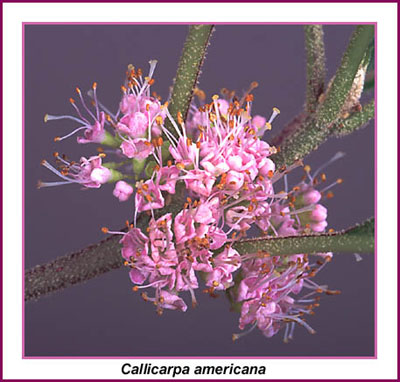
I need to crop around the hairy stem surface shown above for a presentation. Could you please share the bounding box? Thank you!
[304,25,326,113]
[166,24,214,135]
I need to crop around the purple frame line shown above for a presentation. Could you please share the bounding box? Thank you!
[374,22,378,362]
[23,21,374,25]
[22,22,26,359]
[21,21,378,361]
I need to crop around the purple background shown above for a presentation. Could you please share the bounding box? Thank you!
[24,25,374,357]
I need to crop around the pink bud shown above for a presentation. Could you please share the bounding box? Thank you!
[113,181,133,202]
[311,221,328,232]
[90,167,111,184]
[217,99,229,115]
[310,204,327,222]
[227,155,243,171]
[252,115,266,129]
[259,158,275,177]
[303,189,321,205]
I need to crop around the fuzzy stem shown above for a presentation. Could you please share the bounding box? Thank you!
[26,215,374,301]
[233,218,374,256]
[330,100,375,137]
[304,25,326,114]
[25,194,184,302]
[25,234,124,301]
[272,25,375,168]
[316,25,374,125]
[166,25,214,135]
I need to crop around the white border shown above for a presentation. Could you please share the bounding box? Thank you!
[3,2,397,380]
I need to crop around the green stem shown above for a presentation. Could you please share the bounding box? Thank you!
[330,100,375,137]
[25,194,184,302]
[233,218,374,256]
[25,234,123,302]
[304,25,326,114]
[165,25,214,135]
[272,25,374,168]
[316,25,374,126]
[26,26,216,302]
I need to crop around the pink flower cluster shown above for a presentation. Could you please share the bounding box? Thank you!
[40,61,342,341]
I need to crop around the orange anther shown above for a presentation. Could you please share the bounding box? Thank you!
[326,191,334,199]
[155,116,163,125]
[177,111,183,125]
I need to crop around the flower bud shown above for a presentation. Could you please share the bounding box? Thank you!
[90,167,111,184]
[303,189,321,205]
[310,204,327,222]
[113,180,133,202]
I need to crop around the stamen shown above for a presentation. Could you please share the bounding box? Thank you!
[268,107,281,124]
[44,114,86,125]
[232,322,257,341]
[312,151,345,180]
[54,125,88,142]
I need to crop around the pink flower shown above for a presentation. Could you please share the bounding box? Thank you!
[225,171,245,191]
[169,137,198,166]
[193,202,214,225]
[135,179,164,212]
[120,138,153,160]
[120,94,139,114]
[117,112,148,138]
[113,181,133,202]
[39,155,111,189]
[184,170,215,197]
[174,209,196,244]
[205,247,241,290]
[76,111,106,144]
[120,227,149,261]
[175,260,198,293]
[149,213,176,261]
[129,268,148,285]
[45,85,108,145]
[157,165,180,194]
[158,291,187,312]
